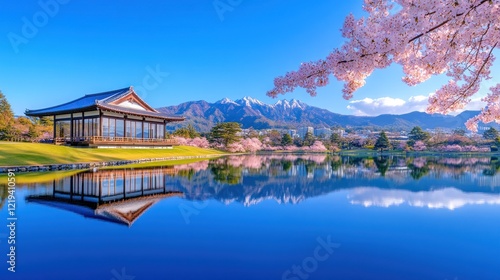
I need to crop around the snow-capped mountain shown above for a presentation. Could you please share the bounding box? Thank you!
[156,97,490,132]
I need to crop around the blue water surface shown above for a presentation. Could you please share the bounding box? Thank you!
[0,154,499,280]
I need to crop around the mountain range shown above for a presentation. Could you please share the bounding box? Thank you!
[157,97,496,132]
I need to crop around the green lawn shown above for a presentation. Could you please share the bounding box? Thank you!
[0,142,225,166]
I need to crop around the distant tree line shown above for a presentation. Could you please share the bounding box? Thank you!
[169,119,500,153]
[3,89,498,153]
[0,91,52,142]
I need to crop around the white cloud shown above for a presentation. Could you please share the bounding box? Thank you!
[448,98,487,115]
[347,95,429,116]
[348,187,500,210]
[347,94,487,116]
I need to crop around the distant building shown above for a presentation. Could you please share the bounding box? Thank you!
[332,129,346,137]
[315,127,332,139]
[298,127,314,138]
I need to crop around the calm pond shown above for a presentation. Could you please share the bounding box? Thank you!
[1,154,499,280]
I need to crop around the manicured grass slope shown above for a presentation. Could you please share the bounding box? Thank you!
[0,142,224,166]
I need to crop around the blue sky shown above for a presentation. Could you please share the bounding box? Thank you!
[0,0,494,116]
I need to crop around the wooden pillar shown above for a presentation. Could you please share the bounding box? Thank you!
[70,113,74,143]
[98,173,102,204]
[163,173,167,193]
[142,118,145,139]
[99,110,103,137]
[70,176,74,201]
[163,120,167,139]
[53,115,57,144]
[82,111,85,139]
[141,170,144,196]
[81,173,84,200]
[122,170,126,199]
[124,115,127,139]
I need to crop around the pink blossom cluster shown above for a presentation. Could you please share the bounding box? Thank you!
[301,141,328,152]
[302,154,328,164]
[226,138,263,153]
[330,144,341,152]
[412,141,427,151]
[226,155,263,169]
[267,0,500,131]
[436,145,490,152]
[283,145,300,151]
[173,161,209,172]
[412,157,427,168]
[281,142,328,152]
[173,136,210,148]
[438,157,490,165]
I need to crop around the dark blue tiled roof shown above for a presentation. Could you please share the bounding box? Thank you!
[26,87,132,116]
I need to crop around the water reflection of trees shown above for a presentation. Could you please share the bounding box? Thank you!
[187,155,500,182]
[174,155,497,197]
[483,157,500,176]
[408,157,430,180]
[162,154,500,207]
[374,156,390,176]
[210,158,243,185]
[3,154,499,212]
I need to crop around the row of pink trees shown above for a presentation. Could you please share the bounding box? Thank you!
[400,139,491,152]
[173,135,330,153]
[174,134,493,153]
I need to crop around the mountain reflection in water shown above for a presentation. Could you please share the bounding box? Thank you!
[18,154,500,226]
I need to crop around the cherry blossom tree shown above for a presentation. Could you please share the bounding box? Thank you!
[267,0,500,131]
[239,137,263,152]
[398,141,409,151]
[412,140,427,151]
[226,137,263,153]
[173,136,210,148]
[304,141,328,152]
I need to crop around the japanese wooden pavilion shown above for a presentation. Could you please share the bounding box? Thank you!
[25,86,185,147]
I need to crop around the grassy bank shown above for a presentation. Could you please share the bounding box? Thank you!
[0,142,225,166]
[100,157,215,170]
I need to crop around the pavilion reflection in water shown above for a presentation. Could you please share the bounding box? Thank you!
[26,168,183,227]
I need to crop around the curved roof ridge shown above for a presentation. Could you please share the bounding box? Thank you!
[84,86,132,98]
[97,87,134,104]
